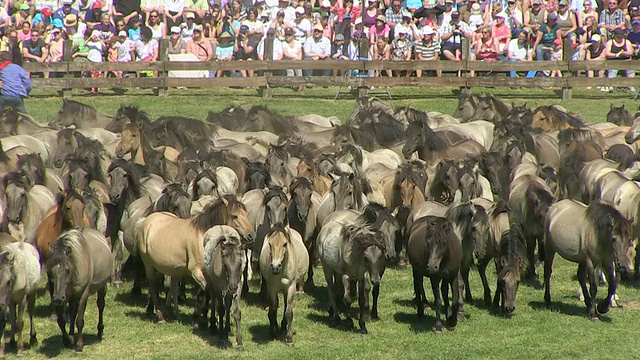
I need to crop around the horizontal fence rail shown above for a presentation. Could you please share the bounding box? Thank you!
[21,39,640,100]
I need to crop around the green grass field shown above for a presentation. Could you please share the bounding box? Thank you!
[13,86,640,359]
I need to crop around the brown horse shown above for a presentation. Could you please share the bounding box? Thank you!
[137,195,254,323]
[296,157,331,196]
[402,120,485,165]
[115,122,180,182]
[34,190,91,314]
[529,105,585,131]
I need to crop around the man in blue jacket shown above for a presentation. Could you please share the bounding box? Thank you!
[0,51,32,114]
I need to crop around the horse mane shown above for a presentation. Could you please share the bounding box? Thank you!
[156,183,190,213]
[0,140,9,163]
[491,199,510,219]
[535,105,586,128]
[191,195,246,232]
[248,105,299,134]
[557,128,595,147]
[268,143,290,163]
[108,159,144,198]
[245,161,271,185]
[64,99,97,118]
[407,120,448,151]
[266,223,290,241]
[49,229,84,276]
[333,125,377,151]
[421,216,452,247]
[392,163,427,205]
[341,224,386,252]
[359,112,406,146]
[488,94,512,117]
[446,203,476,238]
[118,104,151,125]
[3,171,29,189]
[263,186,288,205]
[192,168,218,200]
[339,144,363,167]
[586,201,632,242]
[16,154,45,185]
[290,177,312,194]
[497,223,529,279]
[154,116,215,150]
[359,202,399,230]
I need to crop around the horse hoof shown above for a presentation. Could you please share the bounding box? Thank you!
[49,313,57,322]
[285,341,295,348]
[370,313,380,321]
[75,348,83,353]
[157,319,167,324]
[236,345,244,351]
[597,303,610,315]
[433,328,443,335]
[29,335,37,346]
[359,327,368,335]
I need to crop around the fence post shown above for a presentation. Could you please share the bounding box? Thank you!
[561,38,573,101]
[156,39,168,97]
[260,36,274,99]
[60,40,73,98]
[357,37,369,99]
[460,38,470,95]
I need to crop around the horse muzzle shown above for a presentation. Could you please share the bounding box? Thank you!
[270,262,282,274]
[51,297,66,307]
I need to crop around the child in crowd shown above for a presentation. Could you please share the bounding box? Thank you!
[128,18,142,42]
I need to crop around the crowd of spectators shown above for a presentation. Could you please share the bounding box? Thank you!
[0,0,637,91]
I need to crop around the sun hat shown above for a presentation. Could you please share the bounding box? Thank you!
[471,3,481,12]
[295,6,304,14]
[63,0,73,5]
[376,14,386,22]
[52,18,64,28]
[422,26,435,35]
[314,23,324,31]
[186,12,195,19]
[171,26,181,34]
[118,30,127,37]
[64,13,77,26]
[591,33,601,42]
[219,30,233,38]
[495,11,507,18]
[397,27,408,34]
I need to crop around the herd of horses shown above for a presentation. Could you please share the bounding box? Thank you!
[0,94,637,353]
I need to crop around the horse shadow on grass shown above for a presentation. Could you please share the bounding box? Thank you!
[528,300,612,322]
[248,324,272,344]
[37,333,102,358]
[393,311,438,333]
[114,291,149,308]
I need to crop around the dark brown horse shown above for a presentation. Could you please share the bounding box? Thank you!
[407,216,462,332]
[402,120,485,165]
[493,222,528,316]
[606,104,634,126]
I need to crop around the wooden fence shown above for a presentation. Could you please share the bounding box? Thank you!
[20,39,640,100]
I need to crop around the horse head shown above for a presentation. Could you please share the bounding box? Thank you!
[245,162,271,191]
[607,104,633,127]
[624,117,640,144]
[192,168,219,200]
[347,226,386,285]
[49,231,80,306]
[266,224,289,275]
[53,129,79,168]
[290,178,313,221]
[361,203,399,261]
[115,123,141,158]
[17,153,45,187]
[264,187,288,226]
[0,108,19,135]
[156,183,192,219]
[57,190,87,229]
[223,196,255,243]
[67,159,91,191]
[425,218,452,274]
[4,172,28,224]
[402,121,424,159]
[207,225,245,296]
[497,225,528,315]
[453,94,477,121]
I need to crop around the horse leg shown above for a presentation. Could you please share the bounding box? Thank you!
[304,259,315,292]
[492,277,502,309]
[585,261,598,320]
[440,278,450,322]
[477,260,492,305]
[525,238,538,280]
[597,263,617,315]
[168,276,181,320]
[27,293,36,346]
[14,299,25,355]
[412,267,425,318]
[67,298,79,348]
[96,286,106,340]
[0,308,6,359]
[358,277,370,334]
[145,266,166,323]
[188,265,207,324]
[208,292,218,334]
[222,292,232,348]
[55,304,71,348]
[284,283,296,346]
[371,281,380,321]
[267,292,279,340]
[233,287,243,350]
[341,274,354,329]
[7,303,15,349]
[456,271,465,320]
[322,266,339,324]
[216,295,224,343]
[448,275,461,329]
[543,250,555,307]
[430,277,443,333]
[47,270,56,319]
[577,263,591,308]
[74,292,91,353]
[242,250,250,295]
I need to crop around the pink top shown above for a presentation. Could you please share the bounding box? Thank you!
[17,31,31,42]
[371,23,391,39]
[492,23,511,51]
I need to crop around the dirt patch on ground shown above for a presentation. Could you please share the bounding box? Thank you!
[621,300,640,310]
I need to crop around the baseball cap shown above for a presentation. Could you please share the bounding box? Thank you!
[376,14,386,21]
[63,0,73,5]
[186,12,195,19]
[397,27,408,34]
[193,24,203,32]
[633,19,640,25]
[422,26,435,35]
[118,30,127,37]
[170,26,181,34]
[558,0,568,5]
[52,18,64,28]
[19,3,30,10]
[92,1,103,9]
[352,30,362,38]
[321,0,331,7]
[451,10,460,18]
[295,6,304,14]
[335,33,345,40]
[495,11,507,18]
[591,33,601,42]
[314,23,324,31]
[239,24,250,33]
[41,7,52,16]
[284,27,295,36]
[532,0,541,4]
[613,27,625,35]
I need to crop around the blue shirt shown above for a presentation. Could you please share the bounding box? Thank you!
[0,63,32,98]
[53,7,79,21]
[32,13,52,27]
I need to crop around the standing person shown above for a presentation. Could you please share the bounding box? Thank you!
[0,51,31,114]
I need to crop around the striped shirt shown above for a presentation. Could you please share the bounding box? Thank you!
[600,8,626,37]
[415,40,441,60]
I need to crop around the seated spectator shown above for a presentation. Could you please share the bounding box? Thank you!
[18,21,32,41]
[440,11,472,61]
[0,28,18,53]
[459,0,477,24]
[504,0,523,37]
[22,28,48,62]
[577,15,600,46]
[215,30,234,77]
[147,9,167,40]
[93,13,116,41]
[604,27,635,91]
[303,23,331,76]
[202,10,220,40]
[524,0,546,35]
[0,5,12,34]
[390,28,412,77]
[385,0,408,37]
[44,25,64,63]
[319,13,333,40]
[394,14,419,41]
[242,7,264,37]
[86,30,106,93]
[346,30,361,61]
[363,0,381,30]
[271,9,288,40]
[292,7,310,45]
[180,11,197,42]
[113,0,141,25]
[234,25,258,77]
[32,7,53,31]
[476,26,500,61]
[282,27,302,88]
[186,24,214,61]
[168,26,187,54]
[53,0,78,21]
[492,12,512,55]
[185,0,209,20]
[337,0,360,23]
[72,27,92,62]
[110,30,136,78]
[129,17,143,41]
[257,28,284,61]
[599,0,625,39]
[370,14,390,44]
[331,32,349,61]
[135,26,159,61]
[556,0,577,43]
[13,4,32,30]
[141,0,165,23]
[585,33,606,87]
[578,0,598,28]
[468,3,485,32]
[84,1,103,29]
[372,36,391,77]
[507,28,532,78]
[628,19,640,58]
[65,14,88,40]
[548,38,563,77]
[532,12,561,61]
[415,26,441,77]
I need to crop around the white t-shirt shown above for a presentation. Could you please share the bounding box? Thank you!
[293,18,311,44]
[507,38,530,60]
[87,39,104,62]
[135,38,159,60]
[113,39,134,61]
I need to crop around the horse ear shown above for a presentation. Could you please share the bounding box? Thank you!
[222,197,229,206]
[611,103,614,109]
[501,256,508,268]
[49,242,56,252]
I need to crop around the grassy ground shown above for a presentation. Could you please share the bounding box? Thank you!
[12,87,640,359]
